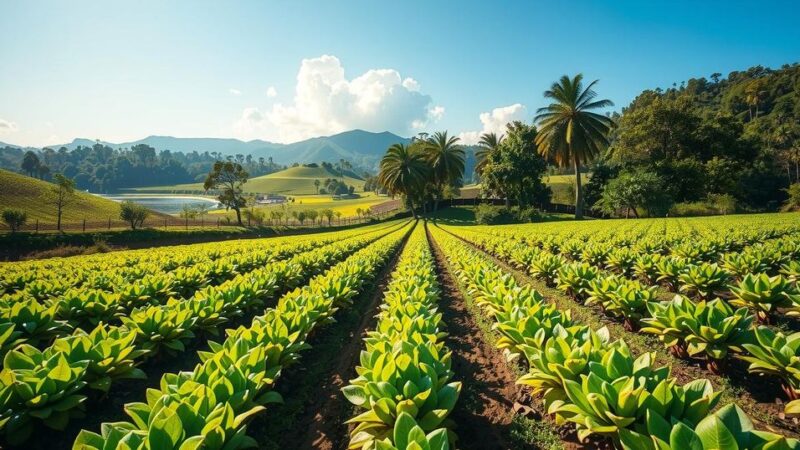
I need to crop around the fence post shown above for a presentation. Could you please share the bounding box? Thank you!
[82,218,86,232]
[108,218,111,230]
[185,217,188,230]
[35,219,39,233]
[217,218,220,228]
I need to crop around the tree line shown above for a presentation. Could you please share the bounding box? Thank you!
[2,144,285,193]
[378,64,800,219]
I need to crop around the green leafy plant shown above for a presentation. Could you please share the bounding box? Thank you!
[619,404,800,450]
[678,263,731,300]
[730,273,800,324]
[739,327,800,400]
[641,296,753,372]
[0,345,88,444]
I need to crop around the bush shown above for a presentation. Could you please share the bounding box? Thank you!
[515,206,542,223]
[474,204,537,224]
[784,183,800,212]
[119,201,149,230]
[670,194,738,217]
[2,209,27,233]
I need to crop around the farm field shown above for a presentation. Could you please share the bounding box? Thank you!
[208,191,391,220]
[133,165,367,196]
[1,213,800,449]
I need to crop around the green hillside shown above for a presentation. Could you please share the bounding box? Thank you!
[135,165,366,195]
[0,169,123,223]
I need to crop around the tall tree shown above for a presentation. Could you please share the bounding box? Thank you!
[534,74,614,219]
[377,143,429,218]
[21,151,41,177]
[50,173,76,231]
[481,122,550,208]
[475,132,503,176]
[203,161,249,226]
[424,131,465,210]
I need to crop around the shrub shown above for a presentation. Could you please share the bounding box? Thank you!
[515,206,541,223]
[475,204,511,224]
[784,183,800,212]
[474,204,538,224]
[119,201,149,230]
[2,209,27,232]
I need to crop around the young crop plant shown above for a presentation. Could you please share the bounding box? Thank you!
[730,273,800,324]
[528,252,566,286]
[740,327,800,402]
[555,262,600,300]
[619,403,800,450]
[641,296,754,372]
[678,263,732,300]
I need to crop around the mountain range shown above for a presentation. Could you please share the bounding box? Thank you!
[0,130,413,169]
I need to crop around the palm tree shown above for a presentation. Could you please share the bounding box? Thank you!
[534,74,614,219]
[424,131,465,210]
[475,132,503,176]
[378,143,429,218]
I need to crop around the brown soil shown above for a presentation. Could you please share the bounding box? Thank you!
[427,224,524,450]
[261,229,410,450]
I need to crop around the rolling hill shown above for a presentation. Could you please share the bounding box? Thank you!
[0,169,124,223]
[134,165,367,195]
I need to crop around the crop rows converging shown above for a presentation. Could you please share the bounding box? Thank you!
[3,213,800,449]
[437,214,800,416]
[429,222,800,449]
[0,220,408,446]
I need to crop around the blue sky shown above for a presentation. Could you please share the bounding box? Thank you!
[1,0,798,147]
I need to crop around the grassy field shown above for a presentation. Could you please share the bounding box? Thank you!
[0,169,123,223]
[209,192,391,219]
[133,165,366,196]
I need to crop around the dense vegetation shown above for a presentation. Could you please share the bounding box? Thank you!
[592,63,800,214]
[0,144,285,193]
[2,212,800,448]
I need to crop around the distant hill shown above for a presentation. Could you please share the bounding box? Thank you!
[134,165,367,195]
[0,169,125,224]
[27,129,411,169]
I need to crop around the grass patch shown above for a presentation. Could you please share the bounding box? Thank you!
[134,165,367,196]
[0,169,123,223]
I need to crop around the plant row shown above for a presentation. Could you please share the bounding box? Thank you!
[0,220,402,300]
[0,224,400,446]
[430,225,800,450]
[343,224,459,450]
[0,222,406,362]
[447,225,800,414]
[70,222,412,450]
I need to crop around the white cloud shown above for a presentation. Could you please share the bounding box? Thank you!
[458,104,527,144]
[233,55,435,143]
[0,118,19,135]
[266,86,277,98]
[229,88,242,96]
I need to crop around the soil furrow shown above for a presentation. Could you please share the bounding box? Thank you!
[248,225,412,450]
[427,222,538,450]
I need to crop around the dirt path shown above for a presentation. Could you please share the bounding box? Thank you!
[426,223,531,450]
[251,229,410,450]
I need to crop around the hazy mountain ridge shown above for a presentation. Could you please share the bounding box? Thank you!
[1,130,411,167]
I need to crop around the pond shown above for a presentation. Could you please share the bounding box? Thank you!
[102,195,220,215]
